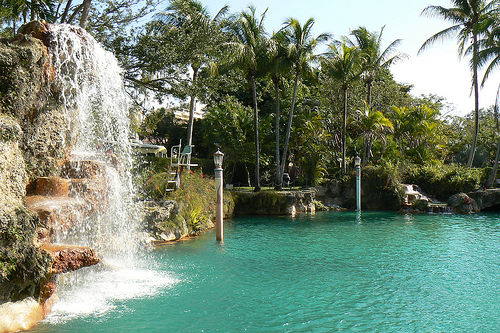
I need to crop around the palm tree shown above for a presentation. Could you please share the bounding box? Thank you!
[3,0,56,27]
[419,0,498,168]
[278,18,330,186]
[350,26,405,107]
[225,6,273,191]
[154,0,229,148]
[79,0,91,29]
[322,39,362,173]
[485,86,500,186]
[268,29,291,188]
[350,102,394,166]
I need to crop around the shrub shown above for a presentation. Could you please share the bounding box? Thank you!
[362,163,405,210]
[166,172,234,234]
[402,163,485,201]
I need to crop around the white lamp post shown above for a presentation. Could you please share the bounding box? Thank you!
[214,148,224,241]
[355,156,361,211]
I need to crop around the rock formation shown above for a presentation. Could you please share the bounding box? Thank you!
[0,20,104,329]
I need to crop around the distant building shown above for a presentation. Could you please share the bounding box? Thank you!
[129,138,167,157]
[173,101,206,123]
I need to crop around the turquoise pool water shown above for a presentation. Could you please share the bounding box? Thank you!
[33,211,500,332]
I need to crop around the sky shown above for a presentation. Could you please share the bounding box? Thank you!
[197,0,500,117]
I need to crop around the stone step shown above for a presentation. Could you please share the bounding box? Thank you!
[26,195,88,242]
[34,177,69,197]
[40,243,99,274]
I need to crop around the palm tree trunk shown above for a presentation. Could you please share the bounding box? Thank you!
[30,3,36,21]
[366,80,372,108]
[467,33,479,168]
[79,0,92,29]
[252,76,261,191]
[342,86,347,174]
[60,0,73,23]
[363,135,374,166]
[280,71,300,182]
[187,66,199,147]
[274,79,281,189]
[244,162,251,187]
[362,136,370,167]
[487,136,500,188]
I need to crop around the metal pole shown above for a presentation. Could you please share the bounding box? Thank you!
[215,165,223,241]
[356,161,361,211]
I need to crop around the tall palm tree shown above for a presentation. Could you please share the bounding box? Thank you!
[419,0,498,168]
[278,17,329,187]
[475,13,500,184]
[268,29,291,188]
[154,0,229,148]
[322,39,362,173]
[226,6,273,191]
[350,26,405,107]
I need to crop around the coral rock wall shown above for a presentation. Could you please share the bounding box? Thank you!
[0,23,71,304]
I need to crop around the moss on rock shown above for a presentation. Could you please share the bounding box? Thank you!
[0,114,22,142]
[0,207,51,303]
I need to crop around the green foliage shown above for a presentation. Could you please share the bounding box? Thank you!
[167,172,234,233]
[389,104,447,164]
[138,107,186,141]
[361,162,405,210]
[402,163,486,201]
[233,190,294,214]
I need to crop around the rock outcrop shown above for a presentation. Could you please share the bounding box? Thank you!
[233,189,318,215]
[0,113,52,304]
[448,192,480,213]
[0,21,101,328]
[1,21,69,184]
[467,188,500,211]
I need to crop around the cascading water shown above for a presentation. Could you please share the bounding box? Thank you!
[48,23,138,261]
[41,24,175,323]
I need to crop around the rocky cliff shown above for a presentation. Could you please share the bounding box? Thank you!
[0,21,98,325]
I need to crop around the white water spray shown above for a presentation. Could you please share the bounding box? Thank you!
[42,24,173,323]
[47,23,139,258]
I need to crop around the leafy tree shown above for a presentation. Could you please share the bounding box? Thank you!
[201,96,255,186]
[350,102,394,166]
[225,6,273,191]
[419,0,499,167]
[0,0,56,29]
[322,39,362,173]
[278,17,329,187]
[291,99,329,185]
[390,104,446,164]
[152,0,228,147]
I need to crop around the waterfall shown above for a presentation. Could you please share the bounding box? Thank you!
[42,24,173,323]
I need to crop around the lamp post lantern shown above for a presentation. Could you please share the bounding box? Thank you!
[214,148,224,241]
[355,156,361,211]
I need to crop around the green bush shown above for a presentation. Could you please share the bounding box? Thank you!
[402,163,485,200]
[361,163,405,210]
[167,172,234,233]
